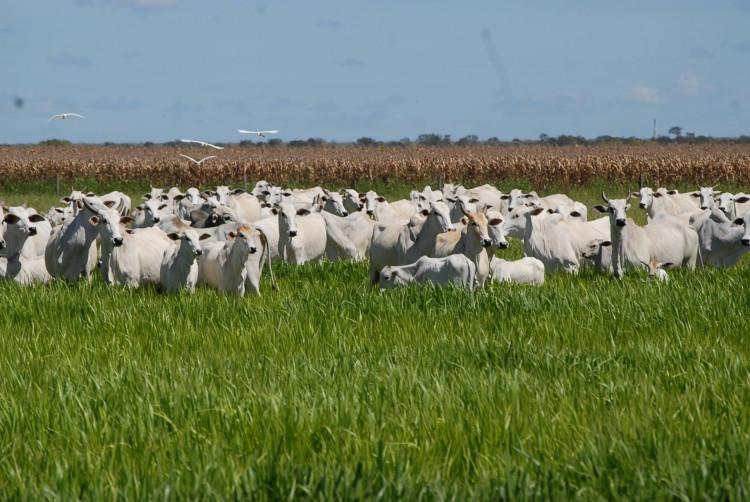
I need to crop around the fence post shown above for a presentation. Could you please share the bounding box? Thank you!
[56,174,61,196]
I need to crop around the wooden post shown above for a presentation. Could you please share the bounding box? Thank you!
[56,174,61,195]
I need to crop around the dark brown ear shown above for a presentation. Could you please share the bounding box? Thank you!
[667,190,678,195]
[376,196,386,203]
[690,192,700,198]
[593,205,608,213]
[500,195,510,200]
[227,232,236,239]
[61,197,72,203]
[143,193,151,200]
[125,229,134,234]
[569,211,582,218]
[460,216,468,225]
[420,209,429,216]
[231,188,245,195]
[600,240,612,247]
[167,233,180,241]
[653,192,663,198]
[296,208,311,216]
[120,216,134,225]
[488,218,502,226]
[530,207,545,216]
[661,262,674,269]
[89,216,99,225]
[735,196,750,204]
[733,218,744,225]
[55,208,65,214]
[103,200,116,208]
[29,214,46,223]
[199,233,211,240]
[173,194,185,201]
[3,214,20,224]
[158,204,168,210]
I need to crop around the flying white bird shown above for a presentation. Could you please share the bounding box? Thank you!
[179,154,216,165]
[238,129,279,137]
[49,113,85,121]
[179,139,224,150]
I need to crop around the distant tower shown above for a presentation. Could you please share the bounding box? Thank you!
[652,119,657,140]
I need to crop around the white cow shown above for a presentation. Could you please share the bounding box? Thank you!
[134,199,172,228]
[595,193,698,278]
[641,259,671,282]
[1,207,52,259]
[379,255,476,291]
[174,188,204,220]
[252,217,281,263]
[319,189,349,217]
[716,193,750,221]
[227,191,262,223]
[160,229,210,293]
[94,207,173,287]
[361,191,417,223]
[318,210,375,261]
[197,225,263,296]
[689,207,750,267]
[46,206,74,227]
[369,201,455,284]
[100,191,132,216]
[275,202,327,264]
[45,197,106,282]
[635,186,699,220]
[341,189,364,214]
[490,257,545,285]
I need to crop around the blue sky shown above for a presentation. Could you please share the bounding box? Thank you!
[1,0,749,143]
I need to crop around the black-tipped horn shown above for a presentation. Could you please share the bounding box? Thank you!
[639,174,644,190]
[601,192,609,203]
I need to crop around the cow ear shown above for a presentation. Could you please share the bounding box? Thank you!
[460,216,468,225]
[468,198,479,203]
[530,207,545,216]
[653,192,663,198]
[446,197,457,203]
[89,216,99,225]
[593,205,607,213]
[61,197,72,203]
[231,188,245,195]
[120,216,133,225]
[420,209,429,216]
[227,232,236,239]
[630,192,640,197]
[136,205,145,211]
[160,194,169,200]
[174,194,185,201]
[55,208,65,214]
[500,195,510,200]
[125,229,134,234]
[733,218,744,225]
[167,233,180,241]
[158,204,168,210]
[690,192,700,198]
[667,190,679,195]
[271,208,279,215]
[143,193,151,200]
[262,190,270,196]
[569,211,582,218]
[600,240,612,247]
[660,262,674,269]
[3,214,20,224]
[488,218,502,226]
[296,208,311,216]
[199,233,211,240]
[734,196,750,204]
[376,196,386,203]
[102,200,116,208]
[29,214,46,223]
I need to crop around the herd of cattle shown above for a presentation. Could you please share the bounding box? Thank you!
[0,181,749,294]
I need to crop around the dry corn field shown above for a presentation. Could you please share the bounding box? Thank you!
[3,143,750,187]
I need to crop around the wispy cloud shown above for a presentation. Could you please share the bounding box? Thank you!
[47,52,95,68]
[627,86,662,104]
[336,58,366,69]
[688,47,714,59]
[678,71,713,97]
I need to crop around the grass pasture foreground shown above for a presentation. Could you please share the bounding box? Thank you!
[0,182,749,499]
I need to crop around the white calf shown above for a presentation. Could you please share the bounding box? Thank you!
[379,255,476,291]
[490,257,545,285]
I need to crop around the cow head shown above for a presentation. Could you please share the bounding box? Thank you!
[167,229,210,257]
[595,192,631,227]
[227,226,259,255]
[276,202,310,238]
[379,266,409,290]
[695,186,718,210]
[485,209,509,249]
[321,189,348,216]
[91,207,129,247]
[421,201,455,233]
[462,209,493,248]
[733,207,750,246]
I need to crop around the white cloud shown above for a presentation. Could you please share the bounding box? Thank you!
[627,86,662,104]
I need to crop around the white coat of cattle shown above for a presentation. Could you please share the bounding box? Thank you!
[197,225,263,295]
[361,191,419,222]
[318,209,375,261]
[275,202,327,264]
[318,190,349,217]
[490,257,545,285]
[160,229,210,293]
[341,189,364,214]
[635,186,699,220]
[689,207,750,267]
[369,201,455,284]
[174,188,205,220]
[1,207,52,259]
[46,206,74,227]
[94,207,173,287]
[595,193,698,278]
[716,193,750,221]
[45,197,105,282]
[134,198,171,228]
[379,255,476,291]
[227,191,262,223]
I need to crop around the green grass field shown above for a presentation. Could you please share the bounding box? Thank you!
[1,181,749,499]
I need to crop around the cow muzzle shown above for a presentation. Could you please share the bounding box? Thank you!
[0,241,5,250]
[639,202,646,209]
[113,237,124,247]
[742,238,750,246]
[482,238,492,247]
[195,249,203,256]
[496,241,509,249]
[153,217,161,223]
[616,219,627,227]
[249,246,257,254]
[341,211,349,216]
[366,210,373,215]
[28,227,37,236]
[288,230,297,237]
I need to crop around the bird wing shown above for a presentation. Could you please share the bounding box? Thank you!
[179,154,199,164]
[237,129,257,134]
[198,156,217,163]
[68,113,85,119]
[48,114,62,121]
[262,130,279,134]
[204,143,224,150]
[180,139,200,145]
